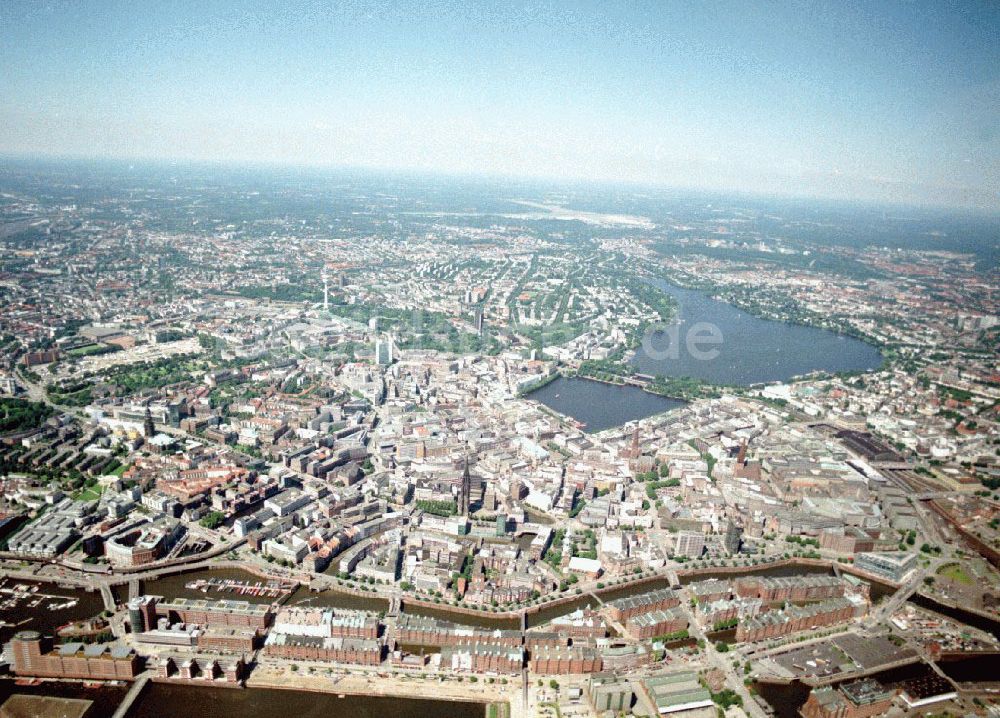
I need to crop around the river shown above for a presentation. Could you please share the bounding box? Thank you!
[633,279,884,385]
[0,678,126,718]
[125,683,486,718]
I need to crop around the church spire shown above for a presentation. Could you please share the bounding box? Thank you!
[460,457,472,515]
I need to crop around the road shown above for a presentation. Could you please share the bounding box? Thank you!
[676,583,769,718]
[868,565,930,626]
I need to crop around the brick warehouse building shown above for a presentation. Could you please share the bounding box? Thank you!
[394,614,521,647]
[736,597,862,643]
[156,654,245,683]
[10,631,141,680]
[626,607,688,639]
[801,679,897,718]
[734,575,847,603]
[606,588,680,623]
[441,642,524,674]
[264,633,385,665]
[529,645,603,675]
[157,597,273,629]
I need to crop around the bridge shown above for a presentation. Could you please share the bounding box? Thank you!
[111,674,149,718]
[99,584,116,612]
[388,595,401,617]
[871,462,915,471]
[916,491,961,500]
[868,567,928,626]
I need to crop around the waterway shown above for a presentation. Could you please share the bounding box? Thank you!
[677,562,833,584]
[0,577,105,644]
[633,279,884,385]
[404,601,521,631]
[124,682,486,718]
[753,679,811,718]
[908,592,1000,642]
[142,568,289,605]
[0,678,126,718]
[754,659,938,718]
[289,585,390,614]
[135,562,902,634]
[526,376,685,433]
[938,653,1000,683]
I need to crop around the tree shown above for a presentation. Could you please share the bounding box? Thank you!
[199,511,225,529]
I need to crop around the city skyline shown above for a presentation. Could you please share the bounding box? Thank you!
[1,4,999,717]
[2,1,998,210]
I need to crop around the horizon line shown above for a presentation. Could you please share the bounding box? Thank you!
[1,149,998,219]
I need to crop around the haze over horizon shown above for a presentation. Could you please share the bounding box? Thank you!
[2,1,998,211]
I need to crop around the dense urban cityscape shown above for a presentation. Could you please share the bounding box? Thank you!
[0,160,997,718]
[2,1,999,716]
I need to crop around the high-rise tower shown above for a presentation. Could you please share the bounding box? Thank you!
[375,334,394,365]
[143,406,156,438]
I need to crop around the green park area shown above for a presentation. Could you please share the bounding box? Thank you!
[936,562,973,585]
[74,484,105,502]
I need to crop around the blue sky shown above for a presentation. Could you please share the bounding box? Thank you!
[1,1,998,209]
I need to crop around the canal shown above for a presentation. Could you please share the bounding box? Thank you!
[677,561,833,584]
[938,653,1000,684]
[142,567,290,605]
[907,592,1000,642]
[753,660,936,718]
[142,561,892,632]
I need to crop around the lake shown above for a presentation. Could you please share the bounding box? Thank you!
[527,376,686,432]
[632,279,884,385]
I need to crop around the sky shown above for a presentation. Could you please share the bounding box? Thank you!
[1,0,998,210]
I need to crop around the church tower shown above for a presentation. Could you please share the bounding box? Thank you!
[459,458,472,515]
[143,406,156,438]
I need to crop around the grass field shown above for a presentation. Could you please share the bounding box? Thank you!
[936,562,973,585]
[74,485,104,502]
[66,343,108,357]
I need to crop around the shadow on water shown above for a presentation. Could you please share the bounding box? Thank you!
[124,682,486,718]
[0,679,126,718]
[0,578,105,645]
